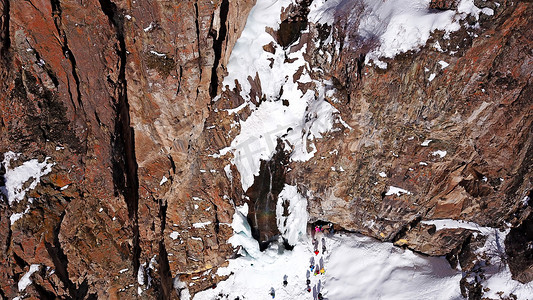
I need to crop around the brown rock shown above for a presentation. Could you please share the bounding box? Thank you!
[286,0,533,266]
[429,0,458,10]
[0,0,255,298]
[399,223,472,256]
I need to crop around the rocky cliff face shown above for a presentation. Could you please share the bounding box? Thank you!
[0,0,254,298]
[298,0,533,285]
[0,0,531,299]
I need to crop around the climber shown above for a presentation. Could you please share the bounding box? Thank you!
[306,279,311,285]
[314,249,319,255]
[318,292,324,300]
[270,287,275,299]
[283,275,288,287]
[320,267,325,275]
[310,264,315,271]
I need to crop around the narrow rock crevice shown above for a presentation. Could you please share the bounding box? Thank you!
[157,199,175,299]
[65,75,77,110]
[505,189,533,283]
[208,0,229,98]
[213,204,220,234]
[0,0,10,60]
[98,0,141,278]
[0,286,6,299]
[176,65,183,96]
[168,154,176,174]
[203,193,221,235]
[5,223,12,257]
[158,241,175,299]
[44,212,92,300]
[13,252,29,270]
[194,1,202,73]
[34,281,63,299]
[50,0,83,109]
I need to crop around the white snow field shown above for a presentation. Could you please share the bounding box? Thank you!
[195,227,464,300]
[194,211,533,300]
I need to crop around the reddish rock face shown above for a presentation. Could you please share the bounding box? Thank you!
[0,0,254,298]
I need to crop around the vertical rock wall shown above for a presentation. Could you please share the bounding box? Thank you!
[0,0,254,298]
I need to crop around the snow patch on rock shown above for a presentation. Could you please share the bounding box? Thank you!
[219,0,343,191]
[310,0,494,68]
[228,203,261,259]
[18,264,40,291]
[385,186,412,196]
[2,152,54,205]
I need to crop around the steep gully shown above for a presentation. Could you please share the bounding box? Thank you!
[97,0,142,286]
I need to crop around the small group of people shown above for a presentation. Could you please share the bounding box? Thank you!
[312,237,326,255]
[269,224,333,299]
[310,263,325,276]
[312,223,334,237]
[309,235,327,300]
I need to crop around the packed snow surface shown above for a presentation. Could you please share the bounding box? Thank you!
[421,139,433,146]
[195,212,533,300]
[195,232,463,299]
[385,186,412,196]
[432,150,447,158]
[422,218,492,233]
